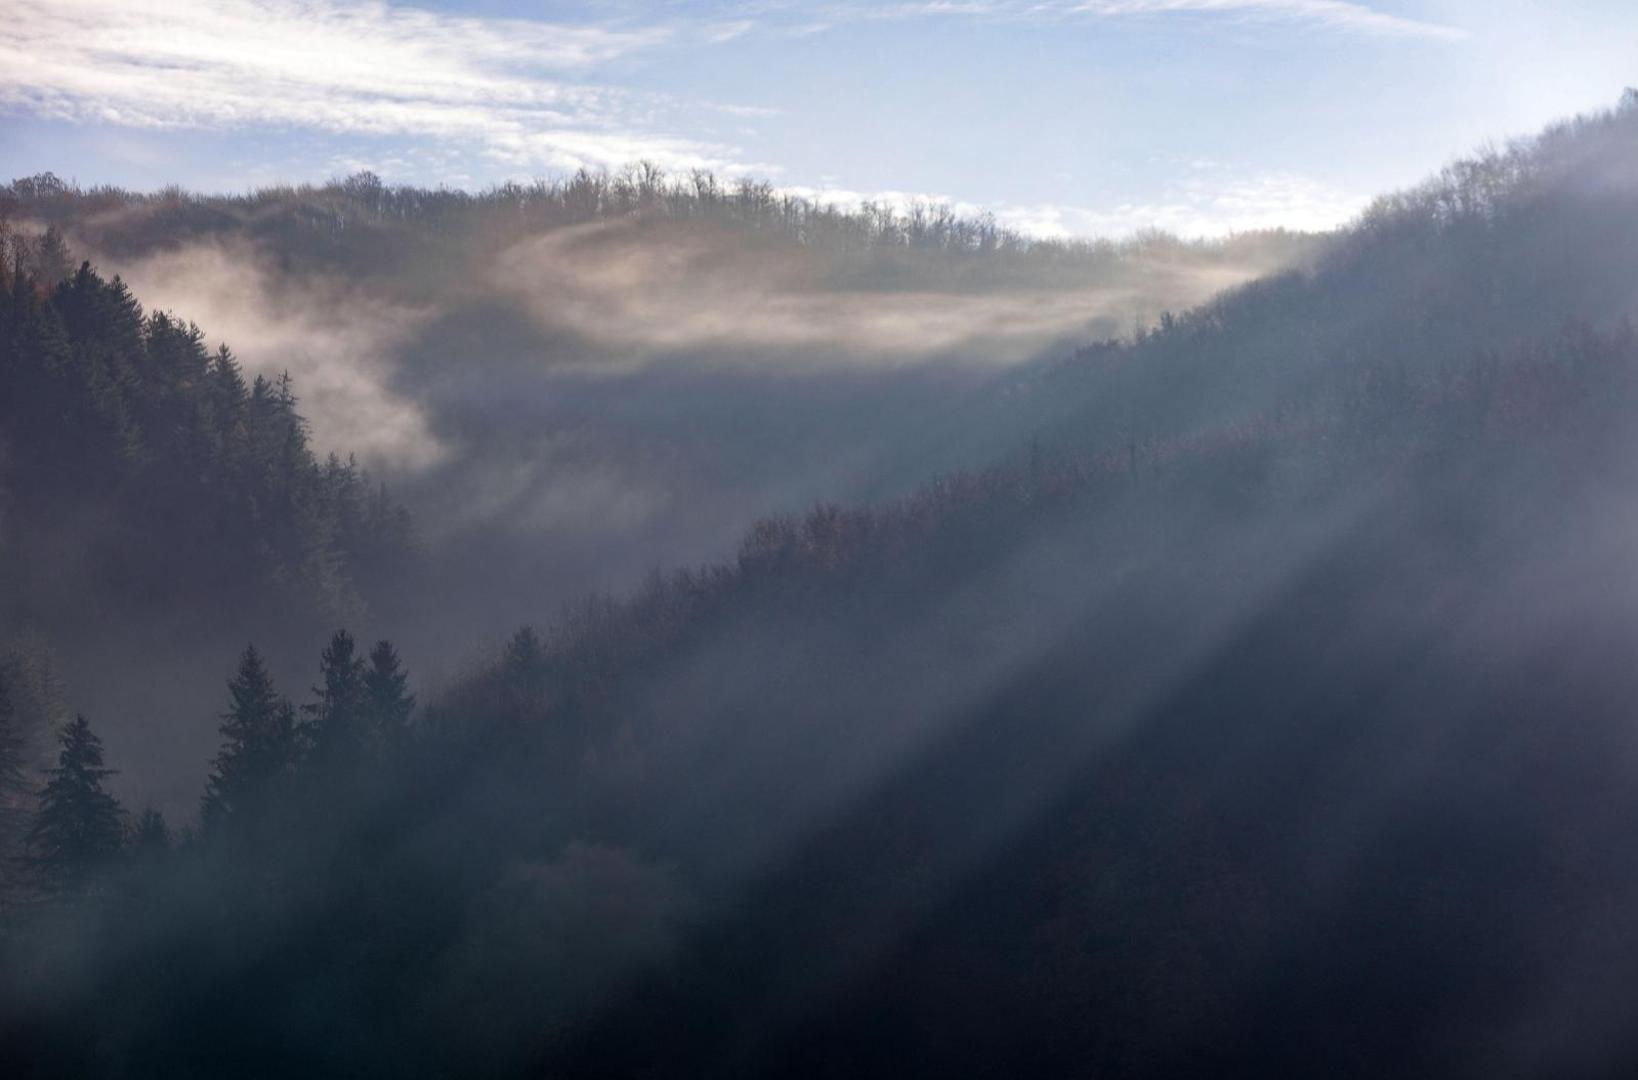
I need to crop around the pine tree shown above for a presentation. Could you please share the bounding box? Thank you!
[0,669,23,812]
[207,343,248,437]
[129,807,172,858]
[26,715,125,899]
[364,639,415,751]
[497,627,551,758]
[503,625,548,700]
[0,245,416,641]
[121,806,174,903]
[33,225,71,284]
[201,646,297,838]
[302,630,369,775]
[0,670,26,863]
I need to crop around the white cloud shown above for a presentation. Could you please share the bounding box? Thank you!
[783,168,1367,239]
[0,0,763,173]
[1025,170,1372,238]
[0,0,1398,234]
[1064,0,1467,40]
[801,0,1466,40]
[699,19,758,44]
[708,102,785,119]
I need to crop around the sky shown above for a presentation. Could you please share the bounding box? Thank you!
[0,0,1634,238]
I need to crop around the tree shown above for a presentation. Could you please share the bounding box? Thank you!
[302,629,369,775]
[0,669,26,890]
[33,225,71,284]
[0,669,23,819]
[130,807,172,857]
[502,625,548,701]
[26,715,125,899]
[364,639,415,752]
[201,645,297,838]
[0,250,417,649]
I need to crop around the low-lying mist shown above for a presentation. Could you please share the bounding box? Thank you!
[9,174,1317,812]
[11,92,1638,1079]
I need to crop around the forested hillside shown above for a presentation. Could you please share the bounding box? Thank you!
[0,234,418,813]
[6,94,1638,1076]
[1006,89,1638,464]
[0,246,416,632]
[0,163,1319,817]
[5,164,1315,289]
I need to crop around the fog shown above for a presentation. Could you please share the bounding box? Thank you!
[487,216,1256,361]
[9,180,1311,817]
[114,240,447,470]
[9,94,1638,1077]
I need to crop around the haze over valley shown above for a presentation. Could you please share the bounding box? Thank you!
[4,4,1638,1076]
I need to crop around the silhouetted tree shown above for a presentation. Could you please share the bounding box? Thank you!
[0,670,22,814]
[33,225,71,284]
[201,646,297,839]
[503,625,547,701]
[364,639,415,751]
[25,715,125,899]
[0,670,25,881]
[302,630,369,774]
[0,251,415,639]
[129,807,171,857]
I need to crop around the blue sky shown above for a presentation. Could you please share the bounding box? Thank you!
[1,0,1634,237]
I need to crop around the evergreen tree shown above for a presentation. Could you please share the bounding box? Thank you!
[302,630,369,774]
[206,342,247,443]
[364,639,415,751]
[0,670,25,876]
[0,252,416,638]
[33,225,71,284]
[502,625,548,701]
[496,626,551,761]
[25,715,125,899]
[129,807,172,861]
[201,646,297,838]
[0,669,22,814]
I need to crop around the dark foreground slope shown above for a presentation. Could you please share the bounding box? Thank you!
[7,325,1638,1076]
[8,97,1638,1077]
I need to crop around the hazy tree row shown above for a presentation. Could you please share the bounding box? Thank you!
[2,163,1320,282]
[0,630,414,907]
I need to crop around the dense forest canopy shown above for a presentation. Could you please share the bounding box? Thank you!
[6,92,1638,1077]
[0,247,416,631]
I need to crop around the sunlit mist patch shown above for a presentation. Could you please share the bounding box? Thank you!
[108,239,448,471]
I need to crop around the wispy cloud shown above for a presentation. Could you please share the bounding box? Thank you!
[0,0,1424,234]
[1067,0,1468,40]
[0,0,766,173]
[789,0,1466,41]
[1016,169,1372,237]
[783,166,1367,239]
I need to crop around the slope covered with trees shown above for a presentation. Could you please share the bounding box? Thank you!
[0,227,420,820]
[7,95,1638,1076]
[3,164,1317,295]
[1,162,1321,808]
[1004,89,1638,464]
[0,241,416,635]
